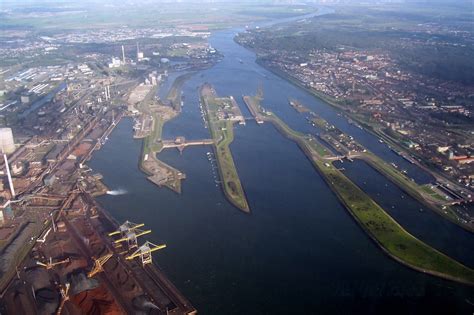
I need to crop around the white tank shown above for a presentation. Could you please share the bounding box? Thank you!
[0,128,15,154]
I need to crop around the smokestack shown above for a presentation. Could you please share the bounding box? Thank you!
[3,154,15,198]
[122,45,126,65]
[52,213,57,232]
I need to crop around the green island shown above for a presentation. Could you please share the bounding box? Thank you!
[200,84,250,213]
[243,93,474,285]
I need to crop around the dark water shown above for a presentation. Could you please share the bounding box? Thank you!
[88,8,474,315]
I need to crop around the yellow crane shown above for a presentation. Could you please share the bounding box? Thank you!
[87,253,113,278]
[126,241,166,266]
[108,221,145,237]
[113,228,152,249]
[36,257,70,270]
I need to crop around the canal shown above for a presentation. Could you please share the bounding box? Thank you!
[88,8,474,315]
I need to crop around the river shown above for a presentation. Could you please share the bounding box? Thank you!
[88,8,474,314]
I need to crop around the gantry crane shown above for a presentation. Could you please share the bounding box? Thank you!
[109,221,151,249]
[113,228,152,249]
[36,257,70,270]
[125,241,166,266]
[87,253,113,278]
[108,221,145,237]
[56,282,70,315]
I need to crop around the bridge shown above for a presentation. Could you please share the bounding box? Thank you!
[162,136,214,153]
[322,154,361,162]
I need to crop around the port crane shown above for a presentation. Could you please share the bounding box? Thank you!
[108,220,145,237]
[36,257,70,270]
[126,241,166,266]
[109,221,151,249]
[87,253,113,278]
[113,228,151,248]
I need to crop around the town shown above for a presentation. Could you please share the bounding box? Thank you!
[235,8,474,191]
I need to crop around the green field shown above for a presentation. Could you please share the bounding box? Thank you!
[201,87,250,213]
[0,3,315,31]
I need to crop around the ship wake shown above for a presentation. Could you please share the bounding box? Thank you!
[106,189,128,196]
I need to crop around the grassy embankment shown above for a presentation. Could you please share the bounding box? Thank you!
[256,60,471,231]
[201,86,250,213]
[244,94,474,285]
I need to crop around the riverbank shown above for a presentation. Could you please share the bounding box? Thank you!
[244,93,474,285]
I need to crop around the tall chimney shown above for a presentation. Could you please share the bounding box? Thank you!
[122,45,126,65]
[3,154,15,198]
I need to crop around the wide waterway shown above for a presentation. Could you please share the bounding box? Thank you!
[88,8,474,314]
